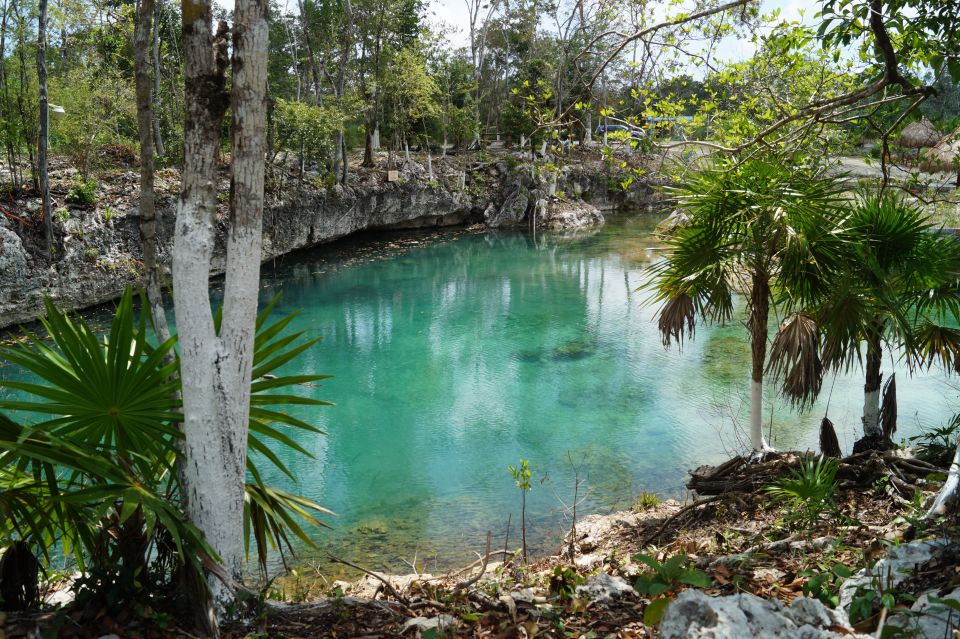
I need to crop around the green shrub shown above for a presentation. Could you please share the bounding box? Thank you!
[54,208,70,221]
[765,456,839,530]
[909,413,960,466]
[82,247,99,262]
[633,553,712,625]
[633,491,662,511]
[48,67,136,177]
[65,179,98,206]
[548,565,584,601]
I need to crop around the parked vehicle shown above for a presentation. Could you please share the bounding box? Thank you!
[595,123,645,139]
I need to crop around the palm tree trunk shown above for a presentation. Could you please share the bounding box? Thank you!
[749,275,772,452]
[862,325,883,438]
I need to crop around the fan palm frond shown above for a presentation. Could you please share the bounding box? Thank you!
[767,313,823,408]
[819,417,842,459]
[880,374,897,439]
[657,294,696,349]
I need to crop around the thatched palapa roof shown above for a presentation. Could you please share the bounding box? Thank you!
[899,118,941,148]
[923,126,960,172]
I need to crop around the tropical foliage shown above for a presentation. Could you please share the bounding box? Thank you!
[0,290,331,607]
[772,191,960,443]
[646,154,846,452]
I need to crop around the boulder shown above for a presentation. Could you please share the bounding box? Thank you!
[0,224,28,301]
[887,588,960,638]
[540,199,604,230]
[654,210,689,237]
[839,539,949,613]
[574,573,634,603]
[486,185,530,228]
[659,590,869,639]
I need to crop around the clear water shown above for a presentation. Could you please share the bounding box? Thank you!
[3,214,958,575]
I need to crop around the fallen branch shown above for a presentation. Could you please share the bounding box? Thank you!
[454,531,492,593]
[326,554,410,606]
[639,494,744,546]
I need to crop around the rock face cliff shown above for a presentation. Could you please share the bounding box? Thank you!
[0,156,658,329]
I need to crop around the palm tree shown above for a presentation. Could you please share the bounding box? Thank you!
[647,155,846,453]
[775,191,960,450]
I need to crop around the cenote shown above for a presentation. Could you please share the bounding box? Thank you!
[4,212,959,575]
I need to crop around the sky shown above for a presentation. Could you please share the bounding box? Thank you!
[426,0,821,58]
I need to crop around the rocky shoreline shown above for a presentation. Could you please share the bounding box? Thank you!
[0,153,660,329]
[237,450,957,639]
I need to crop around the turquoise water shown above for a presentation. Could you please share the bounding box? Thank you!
[3,214,959,575]
[250,215,959,573]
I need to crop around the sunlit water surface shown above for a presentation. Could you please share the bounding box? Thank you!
[3,214,957,575]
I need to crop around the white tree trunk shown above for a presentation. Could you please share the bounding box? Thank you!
[173,0,266,623]
[750,379,771,453]
[926,440,960,518]
[862,388,881,437]
[371,125,380,150]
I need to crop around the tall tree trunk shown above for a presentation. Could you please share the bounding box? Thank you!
[172,0,229,629]
[862,324,883,438]
[174,0,267,621]
[296,0,322,104]
[748,274,772,452]
[0,0,17,190]
[334,0,352,184]
[135,0,171,341]
[215,0,268,591]
[152,0,165,157]
[362,125,374,167]
[16,13,36,190]
[36,0,52,257]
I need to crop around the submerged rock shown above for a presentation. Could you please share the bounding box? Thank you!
[654,210,689,237]
[552,339,597,361]
[659,590,869,639]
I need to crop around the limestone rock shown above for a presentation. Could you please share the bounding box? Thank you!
[402,614,457,634]
[540,199,604,230]
[654,210,689,237]
[574,573,634,603]
[0,224,28,301]
[0,159,661,328]
[574,552,606,571]
[487,185,529,228]
[839,539,949,613]
[887,588,960,638]
[659,590,869,639]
